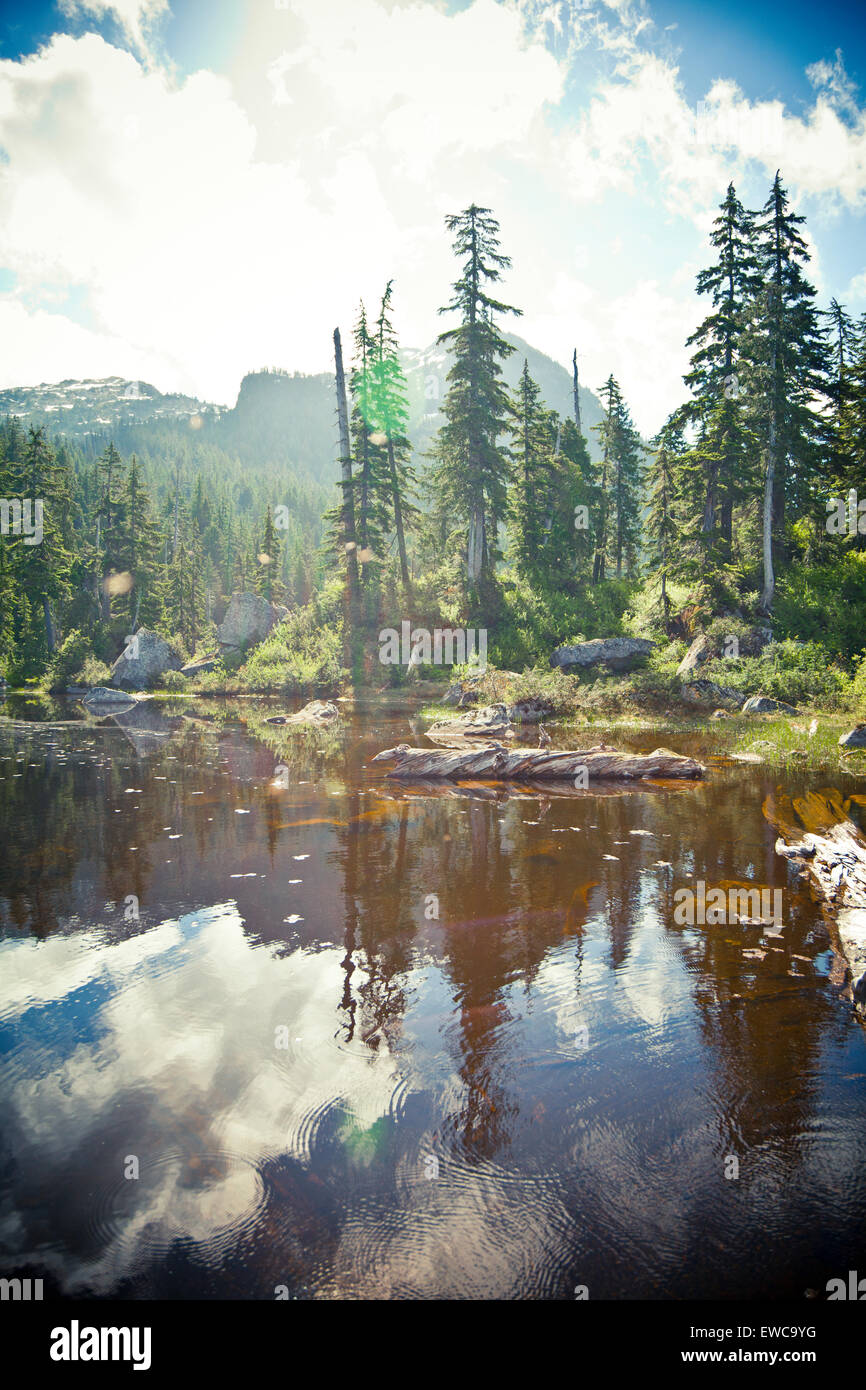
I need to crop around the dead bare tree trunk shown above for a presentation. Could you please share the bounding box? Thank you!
[572,349,582,436]
[334,328,362,678]
[386,435,411,594]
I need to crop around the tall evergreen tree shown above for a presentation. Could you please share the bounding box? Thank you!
[678,183,761,560]
[431,204,521,591]
[509,361,558,584]
[4,426,72,662]
[371,281,418,592]
[645,416,683,625]
[746,172,829,610]
[593,376,644,580]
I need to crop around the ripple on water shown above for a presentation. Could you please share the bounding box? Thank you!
[330,1156,576,1299]
[88,1148,267,1269]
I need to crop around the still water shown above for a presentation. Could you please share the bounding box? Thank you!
[1,696,865,1300]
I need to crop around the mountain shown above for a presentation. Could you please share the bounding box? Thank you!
[0,338,606,484]
[0,376,220,433]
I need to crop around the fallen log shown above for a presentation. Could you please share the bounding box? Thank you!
[370,742,704,782]
[763,788,866,1009]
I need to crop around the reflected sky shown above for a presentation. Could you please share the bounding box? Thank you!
[1,702,865,1299]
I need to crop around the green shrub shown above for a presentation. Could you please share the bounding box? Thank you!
[48,629,91,690]
[238,590,344,692]
[773,552,866,661]
[847,651,866,717]
[74,655,112,688]
[158,669,187,691]
[700,639,851,709]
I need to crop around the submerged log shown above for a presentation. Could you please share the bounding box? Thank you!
[370,742,705,782]
[764,788,866,1008]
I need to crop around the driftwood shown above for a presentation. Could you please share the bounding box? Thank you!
[764,788,866,1007]
[370,742,704,782]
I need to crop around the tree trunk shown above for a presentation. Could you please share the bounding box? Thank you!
[371,742,705,781]
[386,435,411,593]
[759,344,777,613]
[572,349,582,435]
[334,328,362,676]
[42,597,56,653]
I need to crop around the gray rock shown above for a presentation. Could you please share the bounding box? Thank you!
[839,724,866,748]
[551,637,655,672]
[83,685,138,708]
[676,634,710,679]
[283,700,340,726]
[507,697,555,723]
[681,679,744,707]
[741,695,798,715]
[217,592,288,649]
[425,703,512,743]
[110,630,183,691]
[181,657,219,677]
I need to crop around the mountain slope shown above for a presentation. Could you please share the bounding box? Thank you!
[0,338,606,484]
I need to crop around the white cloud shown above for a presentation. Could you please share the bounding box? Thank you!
[0,0,865,426]
[59,0,168,62]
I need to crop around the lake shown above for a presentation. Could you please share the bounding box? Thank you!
[1,695,865,1300]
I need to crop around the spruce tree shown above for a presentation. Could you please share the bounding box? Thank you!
[746,172,829,610]
[679,183,761,560]
[371,281,418,592]
[510,361,558,584]
[431,204,521,592]
[645,416,683,625]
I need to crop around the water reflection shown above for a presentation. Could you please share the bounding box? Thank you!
[0,702,865,1299]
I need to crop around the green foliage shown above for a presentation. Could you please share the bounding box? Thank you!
[848,651,866,717]
[75,655,112,688]
[48,629,91,690]
[772,552,866,660]
[159,669,187,691]
[238,588,344,692]
[701,639,851,708]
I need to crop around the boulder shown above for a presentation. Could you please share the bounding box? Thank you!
[681,679,744,707]
[110,630,183,691]
[839,724,866,749]
[709,708,731,720]
[551,637,654,672]
[741,695,798,715]
[181,656,219,677]
[426,703,512,744]
[442,678,481,707]
[272,700,340,726]
[676,634,711,679]
[83,685,138,709]
[217,592,288,649]
[507,696,555,724]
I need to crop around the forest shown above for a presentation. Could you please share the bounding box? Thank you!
[1,173,865,712]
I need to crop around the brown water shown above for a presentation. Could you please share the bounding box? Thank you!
[1,696,865,1300]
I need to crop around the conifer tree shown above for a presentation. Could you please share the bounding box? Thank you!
[645,417,683,625]
[678,183,761,560]
[510,360,558,584]
[5,426,72,660]
[256,502,284,602]
[747,172,829,610]
[431,204,521,591]
[371,281,418,592]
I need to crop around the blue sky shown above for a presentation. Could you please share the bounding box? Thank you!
[0,0,864,431]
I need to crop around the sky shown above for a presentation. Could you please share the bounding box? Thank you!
[0,0,864,434]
